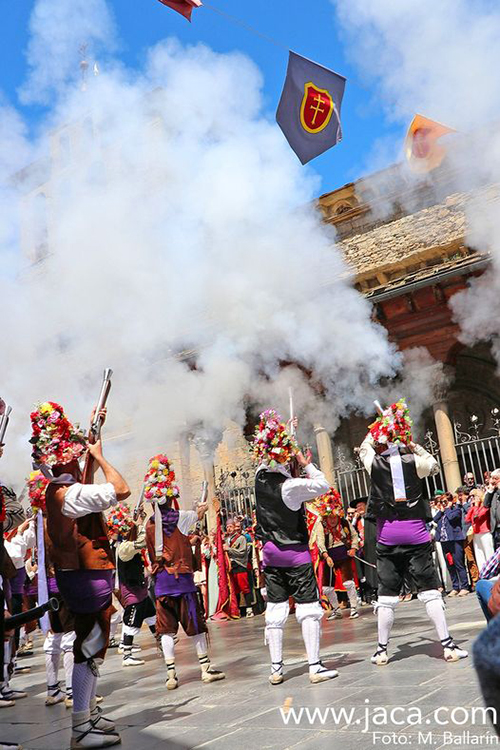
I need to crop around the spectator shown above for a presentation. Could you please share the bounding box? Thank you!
[433,492,469,596]
[463,472,477,491]
[429,493,452,592]
[466,489,495,570]
[475,546,500,622]
[484,469,500,550]
[225,520,253,618]
[459,486,479,588]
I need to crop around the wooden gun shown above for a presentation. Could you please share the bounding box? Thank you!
[82,368,113,484]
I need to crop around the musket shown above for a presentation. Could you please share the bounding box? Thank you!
[200,480,208,505]
[5,597,59,631]
[82,368,113,483]
[0,404,12,446]
[288,387,296,437]
[373,400,384,416]
[133,486,145,521]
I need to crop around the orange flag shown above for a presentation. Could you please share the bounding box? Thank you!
[157,0,202,22]
[404,114,456,173]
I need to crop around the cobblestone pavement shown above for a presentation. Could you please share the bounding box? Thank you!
[0,594,495,750]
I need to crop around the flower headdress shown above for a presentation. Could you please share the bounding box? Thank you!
[107,502,134,537]
[143,454,180,507]
[27,470,49,512]
[30,401,87,467]
[315,487,344,518]
[251,409,298,467]
[369,399,413,447]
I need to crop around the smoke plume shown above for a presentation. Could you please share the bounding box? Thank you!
[2,0,412,489]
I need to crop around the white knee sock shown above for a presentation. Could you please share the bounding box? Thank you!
[301,617,321,667]
[72,662,95,713]
[63,651,74,697]
[265,626,283,668]
[161,634,175,662]
[377,607,395,646]
[45,652,60,691]
[425,598,450,642]
[192,633,208,658]
[344,581,358,610]
[323,586,339,610]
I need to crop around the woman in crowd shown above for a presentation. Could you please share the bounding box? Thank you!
[466,488,495,571]
[433,492,469,597]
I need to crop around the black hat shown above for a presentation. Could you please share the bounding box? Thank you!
[349,496,368,509]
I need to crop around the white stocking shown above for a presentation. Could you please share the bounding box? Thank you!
[344,580,358,610]
[323,586,339,610]
[418,591,450,642]
[301,617,321,666]
[192,633,208,658]
[161,634,175,662]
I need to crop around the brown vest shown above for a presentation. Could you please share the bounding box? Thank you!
[145,519,194,578]
[46,484,114,571]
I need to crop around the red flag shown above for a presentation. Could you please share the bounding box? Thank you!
[157,0,202,22]
[404,114,456,173]
[212,515,239,620]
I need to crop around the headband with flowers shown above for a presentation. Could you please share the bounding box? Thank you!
[29,401,87,467]
[143,454,180,506]
[314,487,344,518]
[27,470,49,512]
[369,398,413,447]
[251,409,299,467]
[107,502,134,537]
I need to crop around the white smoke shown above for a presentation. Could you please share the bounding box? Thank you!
[2,0,406,489]
[332,0,500,386]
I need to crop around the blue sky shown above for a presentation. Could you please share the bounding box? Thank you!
[1,0,402,193]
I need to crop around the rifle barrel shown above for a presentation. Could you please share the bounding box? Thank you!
[6,597,59,631]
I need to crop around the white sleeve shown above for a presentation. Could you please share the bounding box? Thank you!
[178,510,198,536]
[412,444,439,479]
[359,434,375,474]
[62,483,117,519]
[22,520,37,550]
[281,464,330,511]
[4,538,25,569]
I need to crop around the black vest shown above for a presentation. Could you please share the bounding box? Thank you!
[366,451,432,522]
[117,550,145,589]
[255,470,309,547]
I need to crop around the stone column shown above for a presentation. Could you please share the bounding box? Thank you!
[314,424,336,487]
[433,400,462,493]
[203,461,218,534]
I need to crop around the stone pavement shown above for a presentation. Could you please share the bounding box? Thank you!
[0,594,496,750]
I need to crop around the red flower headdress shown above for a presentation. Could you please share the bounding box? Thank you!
[369,398,413,447]
[30,401,87,467]
[314,487,343,518]
[251,409,298,467]
[27,470,49,512]
[143,454,180,507]
[107,502,134,537]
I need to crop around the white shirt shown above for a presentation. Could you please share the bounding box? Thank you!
[62,482,117,519]
[178,510,198,536]
[359,435,439,479]
[257,463,330,512]
[5,520,36,570]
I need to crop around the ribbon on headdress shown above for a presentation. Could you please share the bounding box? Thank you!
[36,512,50,634]
[154,503,163,558]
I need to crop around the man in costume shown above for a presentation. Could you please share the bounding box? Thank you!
[32,401,130,749]
[359,399,468,666]
[350,497,377,604]
[144,454,225,691]
[308,489,360,620]
[25,470,76,707]
[0,485,27,708]
[107,503,157,667]
[253,410,338,685]
[225,519,253,618]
